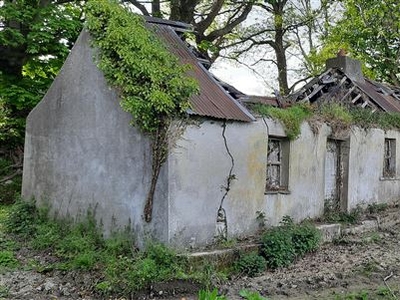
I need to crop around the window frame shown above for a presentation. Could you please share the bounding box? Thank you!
[383,138,396,179]
[265,137,290,193]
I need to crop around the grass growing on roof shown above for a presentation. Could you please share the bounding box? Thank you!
[252,102,400,139]
[252,103,312,139]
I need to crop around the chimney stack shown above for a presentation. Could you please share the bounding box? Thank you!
[325,55,365,83]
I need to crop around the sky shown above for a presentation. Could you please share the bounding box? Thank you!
[210,61,271,96]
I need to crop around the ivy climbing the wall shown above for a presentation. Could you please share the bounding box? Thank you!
[85,0,199,222]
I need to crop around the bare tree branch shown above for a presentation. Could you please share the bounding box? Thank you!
[123,0,150,16]
[205,2,253,42]
[196,0,224,33]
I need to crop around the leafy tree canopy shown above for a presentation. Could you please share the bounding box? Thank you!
[0,0,83,147]
[308,0,400,85]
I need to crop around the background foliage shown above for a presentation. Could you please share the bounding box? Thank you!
[0,0,83,147]
[310,0,400,85]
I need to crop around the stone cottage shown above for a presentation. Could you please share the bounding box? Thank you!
[22,17,400,248]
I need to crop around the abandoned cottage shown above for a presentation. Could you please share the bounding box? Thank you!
[22,16,400,248]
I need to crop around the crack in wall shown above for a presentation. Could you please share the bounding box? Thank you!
[215,121,235,240]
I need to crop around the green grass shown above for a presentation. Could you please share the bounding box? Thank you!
[252,103,312,140]
[0,250,19,269]
[0,200,198,296]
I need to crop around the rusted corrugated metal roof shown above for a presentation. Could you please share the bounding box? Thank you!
[149,24,255,122]
[239,95,278,106]
[355,79,400,113]
[290,65,400,113]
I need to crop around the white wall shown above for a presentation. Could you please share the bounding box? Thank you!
[348,128,400,209]
[167,118,400,248]
[167,119,266,247]
[264,120,331,225]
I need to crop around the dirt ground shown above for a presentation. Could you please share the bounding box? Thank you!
[1,207,400,300]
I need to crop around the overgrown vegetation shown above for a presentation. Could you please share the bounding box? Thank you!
[252,102,400,140]
[252,103,312,139]
[0,1,82,148]
[85,0,199,223]
[234,252,266,277]
[0,200,191,295]
[260,216,321,268]
[322,202,364,225]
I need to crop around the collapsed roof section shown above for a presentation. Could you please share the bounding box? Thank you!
[146,18,255,122]
[290,56,400,113]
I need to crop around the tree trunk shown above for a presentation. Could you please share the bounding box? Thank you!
[273,7,289,95]
[152,0,161,17]
[143,123,169,223]
[170,0,198,23]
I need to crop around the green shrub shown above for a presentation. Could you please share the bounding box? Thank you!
[234,252,266,277]
[31,221,63,250]
[0,250,19,269]
[260,216,321,268]
[260,226,295,268]
[291,222,321,256]
[4,199,37,237]
[0,285,9,298]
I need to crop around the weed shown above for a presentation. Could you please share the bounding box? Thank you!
[198,288,227,300]
[219,238,237,249]
[291,221,321,256]
[234,252,266,277]
[260,216,320,268]
[239,289,270,300]
[323,203,363,225]
[103,231,135,257]
[317,103,352,135]
[256,210,267,230]
[0,250,19,269]
[3,199,37,237]
[367,203,388,214]
[362,232,381,244]
[376,286,393,297]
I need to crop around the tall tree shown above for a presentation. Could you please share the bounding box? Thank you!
[0,0,83,146]
[312,0,400,85]
[221,0,336,95]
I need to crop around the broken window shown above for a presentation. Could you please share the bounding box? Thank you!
[383,138,396,178]
[266,138,289,192]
